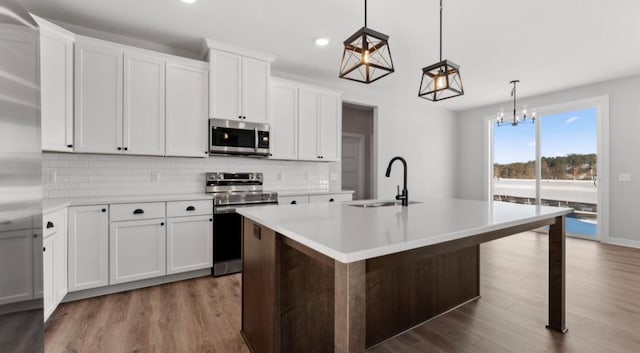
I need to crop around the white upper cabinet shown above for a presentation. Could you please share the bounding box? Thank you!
[319,93,341,161]
[74,37,123,154]
[36,16,74,152]
[165,60,209,157]
[74,35,209,157]
[271,78,342,162]
[207,40,274,124]
[210,50,242,120]
[242,57,270,123]
[123,53,165,156]
[298,88,320,161]
[270,79,298,160]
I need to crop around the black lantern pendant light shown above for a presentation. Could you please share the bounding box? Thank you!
[496,80,536,126]
[339,0,394,84]
[418,0,464,101]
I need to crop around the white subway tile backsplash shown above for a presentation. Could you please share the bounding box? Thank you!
[43,153,340,197]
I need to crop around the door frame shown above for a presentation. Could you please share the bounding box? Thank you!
[486,95,610,242]
[342,132,366,200]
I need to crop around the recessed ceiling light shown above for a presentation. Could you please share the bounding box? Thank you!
[181,0,197,4]
[315,38,330,47]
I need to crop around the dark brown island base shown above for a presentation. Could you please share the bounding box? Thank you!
[240,214,568,353]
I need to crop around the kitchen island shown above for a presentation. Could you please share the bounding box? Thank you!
[238,198,572,353]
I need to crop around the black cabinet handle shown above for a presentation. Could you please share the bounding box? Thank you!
[160,222,165,226]
[33,234,38,238]
[117,147,122,151]
[101,208,106,213]
[124,147,128,151]
[67,144,73,148]
[46,221,54,229]
[133,209,144,214]
[186,206,196,211]
[291,200,297,205]
[43,247,46,252]
[329,198,335,202]
[238,115,242,119]
[205,151,208,154]
[209,218,213,222]
[253,224,261,240]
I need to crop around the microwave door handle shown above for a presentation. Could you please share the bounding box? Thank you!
[254,127,258,152]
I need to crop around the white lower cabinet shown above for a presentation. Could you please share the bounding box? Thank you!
[0,230,33,305]
[68,205,109,292]
[167,215,213,274]
[110,219,166,284]
[42,234,55,319]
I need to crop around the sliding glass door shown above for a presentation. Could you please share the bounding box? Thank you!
[493,108,599,239]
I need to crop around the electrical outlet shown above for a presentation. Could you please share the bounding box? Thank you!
[44,170,56,183]
[618,173,632,182]
[151,171,161,182]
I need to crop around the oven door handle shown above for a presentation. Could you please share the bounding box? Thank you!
[215,202,277,214]
[215,206,238,214]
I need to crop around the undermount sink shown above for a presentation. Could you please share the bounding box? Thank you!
[349,201,422,208]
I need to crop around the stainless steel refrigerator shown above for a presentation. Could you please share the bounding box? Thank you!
[0,0,43,352]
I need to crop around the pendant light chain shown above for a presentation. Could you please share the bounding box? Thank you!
[439,0,443,61]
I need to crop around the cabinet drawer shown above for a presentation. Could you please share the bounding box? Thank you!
[309,193,353,203]
[43,208,67,238]
[110,202,165,221]
[167,200,213,218]
[277,196,310,205]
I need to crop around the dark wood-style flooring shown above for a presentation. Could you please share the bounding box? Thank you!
[45,232,640,353]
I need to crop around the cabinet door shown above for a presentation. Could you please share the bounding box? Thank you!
[68,205,109,292]
[0,230,33,305]
[123,53,165,156]
[270,82,298,159]
[166,61,209,157]
[210,50,242,120]
[242,57,270,123]
[42,235,55,320]
[53,210,68,304]
[74,39,123,154]
[110,219,166,284]
[298,89,320,161]
[242,219,276,353]
[40,26,73,152]
[166,215,213,274]
[319,93,341,161]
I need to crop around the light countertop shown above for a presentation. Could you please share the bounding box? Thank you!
[276,189,355,197]
[237,198,573,263]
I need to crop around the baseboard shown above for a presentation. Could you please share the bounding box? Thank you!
[0,299,42,316]
[62,268,212,303]
[602,237,640,250]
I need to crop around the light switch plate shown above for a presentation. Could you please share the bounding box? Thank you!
[618,173,632,182]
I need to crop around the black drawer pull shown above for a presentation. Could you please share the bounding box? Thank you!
[101,208,107,213]
[133,209,144,214]
[329,198,335,202]
[46,221,54,229]
[67,144,73,148]
[253,224,261,240]
[160,222,165,226]
[186,206,196,211]
[291,200,297,205]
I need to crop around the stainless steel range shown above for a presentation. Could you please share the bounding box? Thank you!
[206,172,278,277]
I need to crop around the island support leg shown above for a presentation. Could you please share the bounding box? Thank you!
[546,215,568,333]
[334,260,366,353]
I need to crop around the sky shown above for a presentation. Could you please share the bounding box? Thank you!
[494,108,597,164]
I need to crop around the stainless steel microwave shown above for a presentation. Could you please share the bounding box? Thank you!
[209,118,270,157]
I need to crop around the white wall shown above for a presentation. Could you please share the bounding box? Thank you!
[43,153,337,199]
[456,74,640,246]
[275,70,459,201]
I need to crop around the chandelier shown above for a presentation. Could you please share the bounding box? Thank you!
[496,80,536,126]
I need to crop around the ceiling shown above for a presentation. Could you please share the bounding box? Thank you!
[21,0,640,111]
